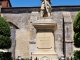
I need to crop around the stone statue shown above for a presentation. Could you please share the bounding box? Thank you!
[40,0,52,17]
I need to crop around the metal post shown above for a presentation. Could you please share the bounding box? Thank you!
[0,6,1,16]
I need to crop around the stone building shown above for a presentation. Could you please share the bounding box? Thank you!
[0,0,80,60]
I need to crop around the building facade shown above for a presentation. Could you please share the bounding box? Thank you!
[0,0,11,8]
[0,1,80,60]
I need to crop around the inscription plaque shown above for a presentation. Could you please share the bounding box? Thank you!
[37,32,54,49]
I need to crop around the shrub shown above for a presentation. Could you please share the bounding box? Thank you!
[74,51,80,60]
[0,16,11,49]
[0,17,11,37]
[0,16,12,59]
[0,35,11,49]
[73,11,80,47]
[73,12,80,33]
[0,52,12,60]
[74,32,80,47]
[73,12,80,60]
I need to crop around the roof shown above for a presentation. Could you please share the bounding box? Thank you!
[1,0,12,7]
[8,0,12,7]
[1,5,80,13]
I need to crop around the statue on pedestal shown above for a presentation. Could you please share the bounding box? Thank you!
[40,0,52,17]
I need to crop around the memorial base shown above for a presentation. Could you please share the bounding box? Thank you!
[32,19,58,60]
[32,50,58,60]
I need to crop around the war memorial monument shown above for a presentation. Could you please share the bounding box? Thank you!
[0,0,80,60]
[32,0,58,60]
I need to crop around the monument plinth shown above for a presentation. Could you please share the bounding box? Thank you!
[32,19,58,60]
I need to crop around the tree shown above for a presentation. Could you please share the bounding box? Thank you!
[0,16,12,60]
[73,11,80,47]
[73,11,80,60]
[74,50,80,60]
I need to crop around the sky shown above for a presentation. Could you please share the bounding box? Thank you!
[10,0,80,7]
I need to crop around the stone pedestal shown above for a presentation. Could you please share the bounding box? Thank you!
[32,19,58,60]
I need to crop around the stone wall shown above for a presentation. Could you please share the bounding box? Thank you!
[52,11,63,57]
[2,13,31,59]
[1,6,80,59]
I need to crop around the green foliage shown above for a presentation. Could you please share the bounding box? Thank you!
[74,50,80,60]
[0,35,11,49]
[0,16,11,37]
[0,16,11,49]
[73,12,80,33]
[74,32,80,47]
[0,52,12,60]
[73,11,80,47]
